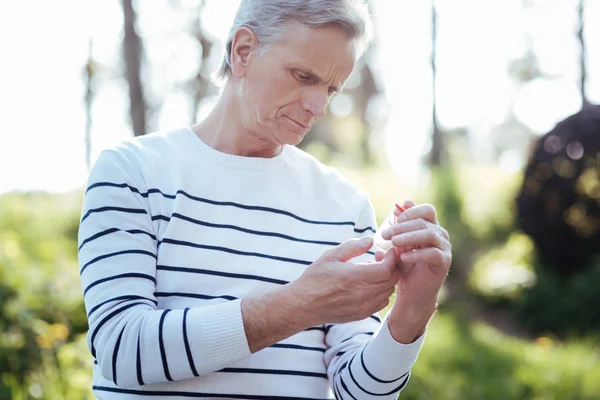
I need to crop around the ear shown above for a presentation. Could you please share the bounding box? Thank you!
[230,27,259,78]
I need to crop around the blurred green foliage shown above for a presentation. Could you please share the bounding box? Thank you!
[513,256,600,339]
[1,157,599,399]
[0,192,93,400]
[401,310,600,400]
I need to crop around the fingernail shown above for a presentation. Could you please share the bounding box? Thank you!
[382,228,391,238]
[360,236,373,246]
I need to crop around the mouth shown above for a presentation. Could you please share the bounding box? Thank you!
[284,116,309,131]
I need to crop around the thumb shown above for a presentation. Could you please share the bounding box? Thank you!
[321,236,373,262]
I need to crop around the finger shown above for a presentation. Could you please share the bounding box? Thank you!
[382,218,431,240]
[321,237,373,262]
[394,245,415,258]
[400,247,451,269]
[401,199,416,209]
[391,229,446,250]
[395,203,438,225]
[374,250,385,262]
[357,249,396,284]
[393,201,414,220]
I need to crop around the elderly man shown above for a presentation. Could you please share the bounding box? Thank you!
[78,0,452,398]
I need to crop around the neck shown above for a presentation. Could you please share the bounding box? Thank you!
[190,81,283,158]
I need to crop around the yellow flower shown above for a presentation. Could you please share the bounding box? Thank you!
[534,336,553,350]
[49,323,70,341]
[36,334,53,349]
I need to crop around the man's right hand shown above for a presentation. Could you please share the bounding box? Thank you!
[241,237,398,353]
[290,237,399,326]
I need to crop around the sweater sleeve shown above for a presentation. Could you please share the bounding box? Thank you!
[324,196,425,399]
[78,148,251,388]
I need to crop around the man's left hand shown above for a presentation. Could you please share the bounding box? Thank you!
[376,200,452,343]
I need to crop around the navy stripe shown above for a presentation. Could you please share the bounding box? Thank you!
[168,212,342,247]
[341,332,374,343]
[219,367,327,379]
[339,377,359,400]
[86,182,138,194]
[305,326,326,333]
[360,348,408,383]
[79,228,119,250]
[79,228,156,251]
[333,380,343,400]
[85,182,375,232]
[336,351,346,357]
[347,354,409,396]
[338,362,359,400]
[370,315,381,323]
[81,206,146,223]
[88,295,157,317]
[270,343,326,353]
[84,273,156,296]
[136,328,145,385]
[182,308,199,377]
[158,309,173,381]
[157,265,288,285]
[354,226,375,234]
[80,249,156,275]
[91,302,146,358]
[325,324,334,334]
[155,292,238,301]
[159,238,312,265]
[112,325,126,385]
[93,386,334,400]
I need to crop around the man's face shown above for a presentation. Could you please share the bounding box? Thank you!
[240,22,357,146]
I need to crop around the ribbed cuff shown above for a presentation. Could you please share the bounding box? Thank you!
[361,318,426,381]
[187,300,251,374]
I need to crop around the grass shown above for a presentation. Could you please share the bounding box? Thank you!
[398,309,600,400]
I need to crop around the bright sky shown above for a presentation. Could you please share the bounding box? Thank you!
[1,0,598,193]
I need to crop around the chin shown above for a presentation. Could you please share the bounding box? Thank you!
[282,130,307,146]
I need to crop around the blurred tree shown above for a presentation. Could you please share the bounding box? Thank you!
[183,0,219,122]
[427,0,443,167]
[83,38,96,170]
[516,105,600,275]
[578,0,589,109]
[300,0,385,168]
[122,0,147,136]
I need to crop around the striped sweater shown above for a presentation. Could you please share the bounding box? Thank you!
[78,127,425,399]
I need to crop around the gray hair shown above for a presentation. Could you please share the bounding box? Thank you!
[217,0,372,80]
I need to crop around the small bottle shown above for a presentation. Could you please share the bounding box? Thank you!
[373,211,397,252]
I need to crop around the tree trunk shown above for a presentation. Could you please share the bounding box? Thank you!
[428,0,443,167]
[578,0,589,108]
[122,0,147,136]
[191,0,216,122]
[84,38,94,170]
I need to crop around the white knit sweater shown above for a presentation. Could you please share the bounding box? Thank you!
[78,127,425,399]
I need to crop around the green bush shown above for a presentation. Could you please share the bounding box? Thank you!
[2,174,599,399]
[513,256,600,339]
[0,192,93,400]
[401,310,600,400]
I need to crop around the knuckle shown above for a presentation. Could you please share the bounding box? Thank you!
[434,249,446,263]
[440,227,450,240]
[426,229,437,242]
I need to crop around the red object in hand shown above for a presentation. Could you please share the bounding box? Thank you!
[395,203,406,213]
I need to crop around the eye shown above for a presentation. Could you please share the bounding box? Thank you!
[294,70,311,82]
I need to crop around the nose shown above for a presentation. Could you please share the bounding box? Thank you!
[302,89,329,119]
